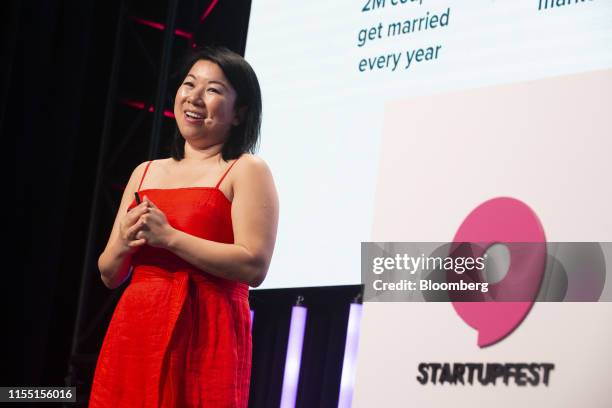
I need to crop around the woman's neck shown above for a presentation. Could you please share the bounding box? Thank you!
[182,141,224,163]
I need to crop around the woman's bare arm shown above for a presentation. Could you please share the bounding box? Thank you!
[162,155,279,287]
[98,161,150,289]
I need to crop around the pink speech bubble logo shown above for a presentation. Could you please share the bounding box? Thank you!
[452,197,547,347]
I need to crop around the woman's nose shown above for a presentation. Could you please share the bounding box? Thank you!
[187,90,204,106]
[188,96,204,107]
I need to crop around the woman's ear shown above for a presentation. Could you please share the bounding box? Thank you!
[232,105,248,126]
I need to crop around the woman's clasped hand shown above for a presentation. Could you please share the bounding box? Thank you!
[120,196,174,252]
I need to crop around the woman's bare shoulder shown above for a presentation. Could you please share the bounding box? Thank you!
[232,154,274,186]
[235,153,270,172]
[140,158,176,173]
[128,158,171,186]
[128,161,149,184]
[132,158,167,171]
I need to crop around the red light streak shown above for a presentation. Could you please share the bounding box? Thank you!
[200,0,219,21]
[121,98,175,118]
[130,16,193,39]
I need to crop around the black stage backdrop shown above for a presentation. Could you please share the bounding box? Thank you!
[9,1,362,406]
[13,0,124,388]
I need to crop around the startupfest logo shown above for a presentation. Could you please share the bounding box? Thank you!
[451,197,546,348]
[449,197,606,348]
[416,197,606,387]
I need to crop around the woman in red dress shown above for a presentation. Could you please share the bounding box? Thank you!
[90,46,279,408]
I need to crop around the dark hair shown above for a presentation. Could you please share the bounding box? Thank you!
[170,45,262,161]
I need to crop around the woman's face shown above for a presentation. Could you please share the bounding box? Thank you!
[174,59,241,147]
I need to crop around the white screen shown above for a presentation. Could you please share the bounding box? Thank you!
[245,0,612,289]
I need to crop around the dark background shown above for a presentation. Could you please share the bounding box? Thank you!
[8,0,362,406]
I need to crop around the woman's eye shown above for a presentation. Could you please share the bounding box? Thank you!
[183,82,194,87]
[207,88,220,94]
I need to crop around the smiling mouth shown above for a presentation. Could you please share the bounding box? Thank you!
[184,111,206,124]
[185,111,205,119]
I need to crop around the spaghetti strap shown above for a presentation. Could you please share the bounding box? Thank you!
[215,158,240,189]
[137,160,153,192]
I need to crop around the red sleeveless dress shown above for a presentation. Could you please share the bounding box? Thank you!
[89,159,251,408]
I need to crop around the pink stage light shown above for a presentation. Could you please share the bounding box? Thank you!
[280,305,307,408]
[200,0,219,22]
[129,16,193,39]
[121,98,175,118]
[337,303,363,408]
[121,99,145,110]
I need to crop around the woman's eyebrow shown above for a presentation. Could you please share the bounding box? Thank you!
[207,80,227,89]
[186,74,227,89]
